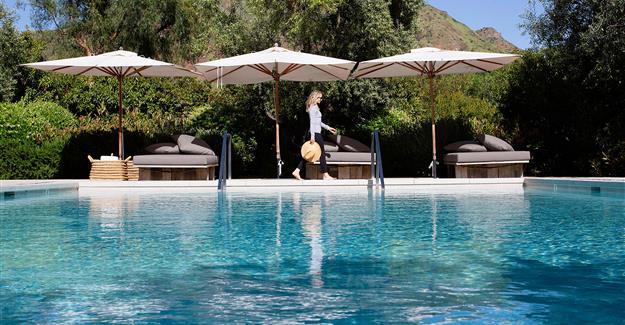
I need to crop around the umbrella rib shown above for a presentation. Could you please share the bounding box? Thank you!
[93,67,109,75]
[476,58,506,66]
[126,66,150,77]
[133,67,144,77]
[328,64,350,71]
[281,64,304,76]
[51,66,72,72]
[280,63,296,75]
[99,67,118,76]
[397,62,426,74]
[310,65,342,80]
[280,63,300,76]
[460,60,489,72]
[435,61,461,74]
[252,64,273,75]
[122,67,134,77]
[354,62,396,78]
[206,65,246,83]
[435,61,452,72]
[355,62,385,72]
[412,61,428,73]
[76,66,96,76]
[201,67,218,74]
[172,66,202,77]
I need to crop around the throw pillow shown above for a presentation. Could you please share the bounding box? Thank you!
[172,134,216,155]
[324,142,340,152]
[443,140,487,152]
[328,135,370,152]
[477,134,514,151]
[144,142,180,154]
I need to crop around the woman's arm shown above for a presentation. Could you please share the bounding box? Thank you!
[309,109,316,141]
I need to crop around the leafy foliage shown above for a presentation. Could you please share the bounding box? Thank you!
[28,0,217,61]
[503,0,625,176]
[0,4,42,101]
[8,0,602,178]
[0,101,77,179]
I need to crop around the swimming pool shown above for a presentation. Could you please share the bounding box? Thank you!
[1,188,624,323]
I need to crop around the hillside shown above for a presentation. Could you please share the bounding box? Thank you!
[416,5,519,53]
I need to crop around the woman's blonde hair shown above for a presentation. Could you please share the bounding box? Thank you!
[305,90,323,112]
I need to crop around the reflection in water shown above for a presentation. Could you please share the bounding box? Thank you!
[431,194,437,254]
[87,192,139,235]
[302,202,324,288]
[276,192,282,248]
[273,192,283,268]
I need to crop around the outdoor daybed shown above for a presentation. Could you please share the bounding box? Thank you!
[443,134,530,178]
[133,134,219,180]
[306,135,375,179]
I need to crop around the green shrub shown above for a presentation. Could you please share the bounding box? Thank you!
[0,101,77,179]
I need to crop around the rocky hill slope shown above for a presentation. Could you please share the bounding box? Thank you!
[416,5,519,53]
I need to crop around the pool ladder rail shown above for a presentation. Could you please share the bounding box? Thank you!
[217,131,232,191]
[371,130,385,189]
[218,130,384,190]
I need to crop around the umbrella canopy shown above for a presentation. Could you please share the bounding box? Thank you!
[196,44,356,177]
[353,47,520,178]
[196,44,355,84]
[23,49,200,159]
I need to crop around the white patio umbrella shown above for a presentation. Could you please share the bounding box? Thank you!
[196,44,356,177]
[22,49,201,159]
[353,47,519,178]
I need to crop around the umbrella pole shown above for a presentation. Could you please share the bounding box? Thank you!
[274,77,283,178]
[429,74,437,178]
[118,75,124,160]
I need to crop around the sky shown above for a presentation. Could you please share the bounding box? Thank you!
[4,0,540,49]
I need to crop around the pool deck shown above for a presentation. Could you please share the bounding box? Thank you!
[2,177,624,197]
[2,177,523,190]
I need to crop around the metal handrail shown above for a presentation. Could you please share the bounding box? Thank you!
[218,131,232,191]
[370,130,385,189]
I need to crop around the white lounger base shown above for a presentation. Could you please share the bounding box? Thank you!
[137,165,217,181]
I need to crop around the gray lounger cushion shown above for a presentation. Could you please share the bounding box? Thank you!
[144,142,180,154]
[444,140,487,152]
[324,142,340,152]
[172,134,216,155]
[444,151,530,164]
[325,152,373,163]
[133,154,219,166]
[477,134,514,151]
[328,135,370,152]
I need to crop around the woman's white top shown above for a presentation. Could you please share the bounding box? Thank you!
[308,104,330,140]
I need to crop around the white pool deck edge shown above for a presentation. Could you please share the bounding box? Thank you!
[1,177,623,196]
[1,178,523,191]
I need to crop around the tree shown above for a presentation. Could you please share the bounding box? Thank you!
[19,0,516,178]
[28,0,218,62]
[0,3,41,102]
[503,0,625,176]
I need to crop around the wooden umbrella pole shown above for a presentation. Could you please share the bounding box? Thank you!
[118,75,124,160]
[274,76,282,177]
[429,72,437,178]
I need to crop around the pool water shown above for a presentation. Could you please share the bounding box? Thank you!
[1,188,624,323]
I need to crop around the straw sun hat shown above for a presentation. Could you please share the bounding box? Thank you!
[300,141,322,162]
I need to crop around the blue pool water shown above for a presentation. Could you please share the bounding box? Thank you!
[1,188,624,323]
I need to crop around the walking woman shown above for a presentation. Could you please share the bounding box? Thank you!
[292,90,337,180]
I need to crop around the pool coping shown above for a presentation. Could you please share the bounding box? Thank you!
[524,177,625,196]
[1,177,624,197]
